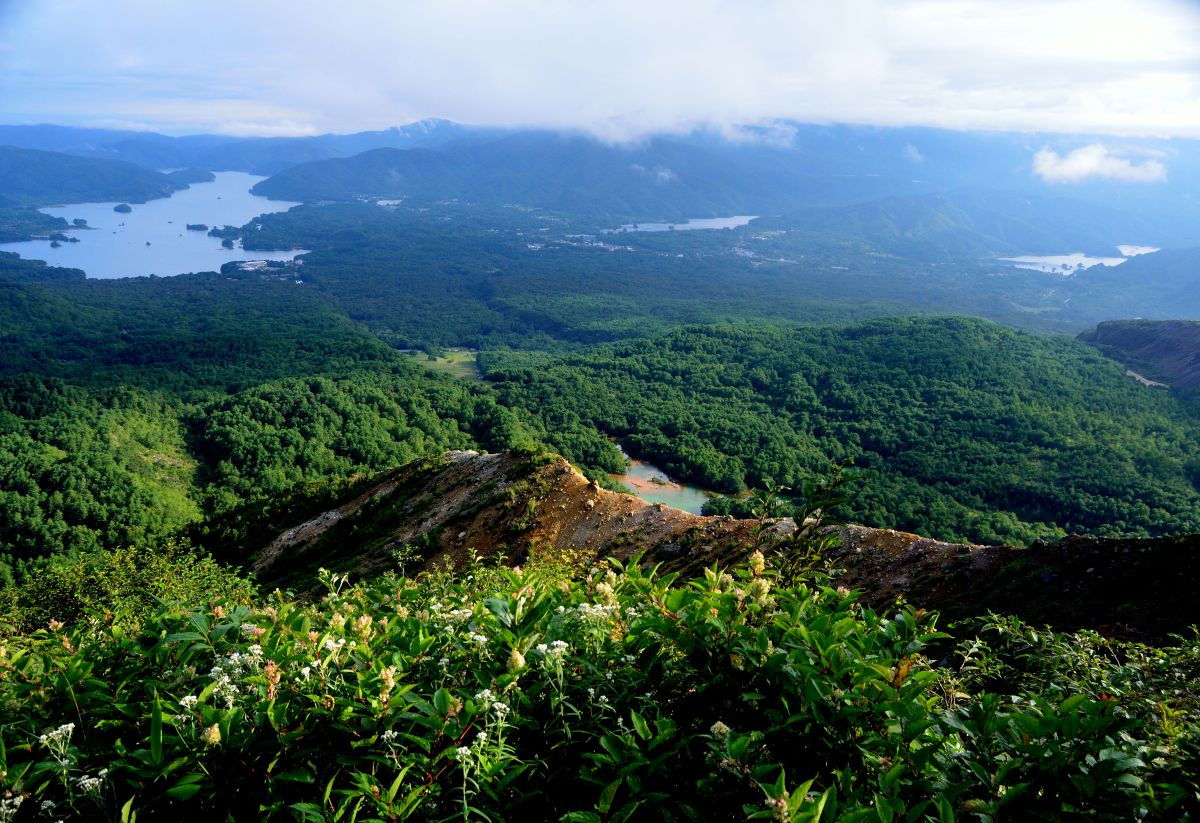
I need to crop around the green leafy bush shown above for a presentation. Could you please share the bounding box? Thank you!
[0,552,1195,820]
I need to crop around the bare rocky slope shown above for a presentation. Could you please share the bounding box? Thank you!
[1081,319,1200,390]
[250,449,1200,642]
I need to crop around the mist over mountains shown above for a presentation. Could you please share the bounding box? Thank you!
[4,119,1200,251]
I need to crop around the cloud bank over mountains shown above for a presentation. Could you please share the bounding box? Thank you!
[1,0,1198,142]
[1034,145,1169,184]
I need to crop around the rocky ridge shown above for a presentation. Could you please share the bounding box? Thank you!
[252,449,1200,642]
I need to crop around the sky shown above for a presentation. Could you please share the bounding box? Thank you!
[1,0,1198,142]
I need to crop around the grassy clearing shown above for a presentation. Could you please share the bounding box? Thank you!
[401,348,481,381]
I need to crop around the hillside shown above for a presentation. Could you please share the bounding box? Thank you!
[243,449,1200,643]
[1081,320,1200,390]
[0,146,183,207]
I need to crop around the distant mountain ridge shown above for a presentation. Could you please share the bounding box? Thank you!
[0,145,184,206]
[0,119,476,176]
[6,120,1200,247]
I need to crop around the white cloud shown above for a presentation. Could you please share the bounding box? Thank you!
[1,0,1199,139]
[903,144,925,163]
[1033,144,1168,183]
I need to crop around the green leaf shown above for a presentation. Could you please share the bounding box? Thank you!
[598,777,623,813]
[150,691,164,766]
[164,773,204,801]
[485,597,514,628]
[630,711,650,741]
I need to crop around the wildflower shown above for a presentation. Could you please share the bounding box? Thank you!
[355,614,374,641]
[438,656,451,669]
[74,773,104,796]
[380,729,400,746]
[179,695,199,711]
[748,550,766,576]
[213,604,226,619]
[48,619,64,631]
[595,582,618,606]
[474,688,494,706]
[765,796,789,822]
[747,577,772,605]
[264,660,282,700]
[455,746,472,762]
[240,623,260,638]
[298,666,312,681]
[710,721,732,738]
[246,644,263,658]
[470,633,489,645]
[308,630,320,644]
[38,723,74,748]
[492,700,510,716]
[201,724,222,747]
[508,648,526,673]
[330,613,346,632]
[380,666,397,704]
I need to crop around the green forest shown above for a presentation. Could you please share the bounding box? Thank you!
[482,318,1200,544]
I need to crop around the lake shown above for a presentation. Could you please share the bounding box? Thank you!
[610,453,716,515]
[1000,245,1160,275]
[608,215,757,233]
[0,172,306,279]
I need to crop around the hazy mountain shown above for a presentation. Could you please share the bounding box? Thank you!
[243,124,1200,250]
[759,189,1171,260]
[0,119,478,175]
[0,146,184,206]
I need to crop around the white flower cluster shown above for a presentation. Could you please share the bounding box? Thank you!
[575,603,618,622]
[535,640,569,660]
[208,650,261,709]
[0,796,23,822]
[380,729,400,746]
[74,769,107,796]
[38,722,74,748]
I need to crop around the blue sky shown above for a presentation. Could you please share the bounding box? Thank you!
[1,0,1198,140]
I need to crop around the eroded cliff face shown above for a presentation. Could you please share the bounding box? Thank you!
[252,449,1199,642]
[1081,319,1200,390]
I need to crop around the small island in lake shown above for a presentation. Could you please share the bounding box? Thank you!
[113,203,132,213]
[186,223,209,231]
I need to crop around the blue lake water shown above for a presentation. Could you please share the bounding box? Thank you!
[610,455,716,515]
[0,172,306,279]
[608,215,757,233]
